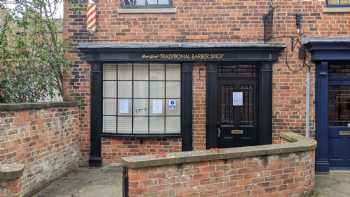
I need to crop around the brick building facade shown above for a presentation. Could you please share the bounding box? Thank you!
[64,0,350,172]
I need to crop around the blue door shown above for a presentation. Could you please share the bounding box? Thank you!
[328,64,350,168]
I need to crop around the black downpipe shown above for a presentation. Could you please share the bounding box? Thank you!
[122,167,129,197]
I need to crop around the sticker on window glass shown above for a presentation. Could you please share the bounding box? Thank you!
[119,100,129,114]
[152,100,163,114]
[168,99,177,111]
[232,92,243,106]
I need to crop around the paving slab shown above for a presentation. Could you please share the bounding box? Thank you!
[313,171,350,197]
[34,165,350,197]
[34,165,123,197]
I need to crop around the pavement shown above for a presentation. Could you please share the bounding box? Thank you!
[33,165,123,197]
[313,171,350,197]
[34,166,350,197]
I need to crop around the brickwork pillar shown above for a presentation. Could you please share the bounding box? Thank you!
[192,63,206,150]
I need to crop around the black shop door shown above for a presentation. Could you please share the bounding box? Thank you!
[216,65,258,148]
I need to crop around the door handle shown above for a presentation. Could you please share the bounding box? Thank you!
[339,131,350,136]
[217,127,221,138]
[231,129,244,135]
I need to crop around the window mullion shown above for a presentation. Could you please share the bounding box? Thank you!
[148,63,150,135]
[131,63,134,135]
[116,64,118,134]
[164,64,167,135]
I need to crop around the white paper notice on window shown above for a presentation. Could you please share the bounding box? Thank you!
[152,100,163,114]
[232,92,243,106]
[168,99,176,111]
[119,100,129,114]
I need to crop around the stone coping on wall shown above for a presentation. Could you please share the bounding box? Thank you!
[121,132,316,169]
[0,164,24,182]
[0,101,79,112]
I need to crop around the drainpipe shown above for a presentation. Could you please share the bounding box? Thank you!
[305,65,311,138]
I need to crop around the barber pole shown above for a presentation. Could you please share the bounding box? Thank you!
[86,0,96,33]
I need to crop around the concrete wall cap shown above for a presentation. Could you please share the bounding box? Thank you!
[0,163,24,181]
[0,101,79,112]
[121,132,317,169]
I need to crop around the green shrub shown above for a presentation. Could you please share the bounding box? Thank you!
[0,0,69,103]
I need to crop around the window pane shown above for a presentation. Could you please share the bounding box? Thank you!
[158,0,170,5]
[118,81,132,98]
[103,81,117,98]
[103,99,117,115]
[166,81,181,98]
[328,0,350,5]
[150,81,165,98]
[134,81,149,98]
[150,99,164,115]
[329,85,350,126]
[150,117,164,134]
[104,64,117,80]
[150,64,165,80]
[134,99,148,116]
[118,64,132,80]
[134,64,149,80]
[103,116,116,133]
[118,99,132,115]
[135,0,146,6]
[118,117,132,134]
[328,0,339,4]
[166,117,180,133]
[133,117,148,134]
[166,64,181,80]
[166,99,180,115]
[340,0,350,5]
[147,0,157,5]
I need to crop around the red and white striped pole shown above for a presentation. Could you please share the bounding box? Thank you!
[86,0,96,33]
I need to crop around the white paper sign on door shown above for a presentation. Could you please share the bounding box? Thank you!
[232,92,243,106]
[119,100,129,114]
[152,100,163,114]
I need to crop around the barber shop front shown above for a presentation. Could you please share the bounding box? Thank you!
[79,42,284,166]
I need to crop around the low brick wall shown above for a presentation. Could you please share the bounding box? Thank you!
[102,138,182,164]
[122,133,316,197]
[0,102,80,197]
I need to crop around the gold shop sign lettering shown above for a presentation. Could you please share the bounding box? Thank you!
[142,53,225,61]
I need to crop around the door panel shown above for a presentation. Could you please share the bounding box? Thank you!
[217,65,258,148]
[328,83,350,167]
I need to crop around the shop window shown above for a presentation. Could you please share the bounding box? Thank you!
[121,0,172,8]
[103,63,181,135]
[327,0,350,7]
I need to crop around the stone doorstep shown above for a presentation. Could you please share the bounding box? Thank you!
[121,132,317,169]
[0,163,24,182]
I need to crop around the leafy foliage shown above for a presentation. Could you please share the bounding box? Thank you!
[0,0,69,103]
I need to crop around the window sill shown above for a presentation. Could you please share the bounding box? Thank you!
[100,133,182,139]
[118,8,176,14]
[323,7,350,13]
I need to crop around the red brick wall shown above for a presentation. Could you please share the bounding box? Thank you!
[101,138,181,164]
[127,152,315,197]
[192,63,207,150]
[64,0,350,163]
[0,103,80,196]
[0,179,21,197]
